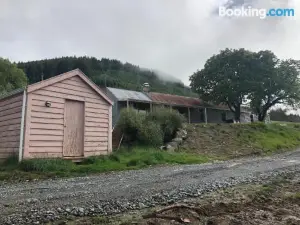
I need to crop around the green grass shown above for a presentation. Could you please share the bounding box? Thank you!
[239,123,300,154]
[0,148,213,182]
[2,122,300,182]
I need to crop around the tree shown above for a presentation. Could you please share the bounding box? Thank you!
[249,51,300,121]
[18,56,194,97]
[0,58,28,95]
[190,48,254,121]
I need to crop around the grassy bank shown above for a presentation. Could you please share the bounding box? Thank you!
[1,122,300,182]
[0,148,213,182]
[180,122,300,158]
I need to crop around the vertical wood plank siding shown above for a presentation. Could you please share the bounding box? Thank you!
[0,93,23,160]
[24,75,111,158]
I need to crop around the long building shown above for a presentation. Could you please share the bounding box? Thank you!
[102,87,253,130]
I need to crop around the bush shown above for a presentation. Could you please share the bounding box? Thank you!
[146,108,185,142]
[117,107,184,147]
[117,108,145,144]
[138,121,163,146]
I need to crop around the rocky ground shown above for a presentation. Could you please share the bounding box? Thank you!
[1,150,300,225]
[70,172,300,225]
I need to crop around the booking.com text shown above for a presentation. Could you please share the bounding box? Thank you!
[219,6,295,19]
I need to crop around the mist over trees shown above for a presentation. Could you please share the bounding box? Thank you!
[17,56,194,97]
[190,48,300,121]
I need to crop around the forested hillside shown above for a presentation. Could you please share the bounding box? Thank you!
[18,56,195,96]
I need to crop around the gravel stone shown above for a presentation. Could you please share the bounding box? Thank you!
[1,150,300,224]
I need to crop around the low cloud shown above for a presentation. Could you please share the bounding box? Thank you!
[0,0,299,86]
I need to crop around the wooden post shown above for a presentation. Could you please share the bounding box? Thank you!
[204,108,208,124]
[188,108,191,124]
[150,102,153,112]
[126,100,129,110]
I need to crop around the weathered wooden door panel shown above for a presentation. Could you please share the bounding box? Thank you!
[63,100,84,157]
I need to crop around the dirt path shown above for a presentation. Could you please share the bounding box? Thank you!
[1,150,300,224]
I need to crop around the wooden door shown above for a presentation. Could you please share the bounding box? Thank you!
[63,100,84,157]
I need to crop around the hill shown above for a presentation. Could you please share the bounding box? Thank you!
[17,56,196,96]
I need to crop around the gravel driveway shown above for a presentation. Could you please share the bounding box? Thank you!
[1,150,300,224]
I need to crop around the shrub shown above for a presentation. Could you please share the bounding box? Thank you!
[146,108,185,142]
[138,120,163,146]
[117,108,145,145]
[117,107,184,146]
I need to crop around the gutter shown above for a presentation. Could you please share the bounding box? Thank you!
[18,89,27,162]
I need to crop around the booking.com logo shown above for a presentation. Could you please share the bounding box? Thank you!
[219,6,295,19]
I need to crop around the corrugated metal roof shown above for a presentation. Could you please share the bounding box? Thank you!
[0,88,24,101]
[105,87,250,113]
[148,92,203,107]
[149,92,239,111]
[107,87,152,102]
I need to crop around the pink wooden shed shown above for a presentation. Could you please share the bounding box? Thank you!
[0,69,113,161]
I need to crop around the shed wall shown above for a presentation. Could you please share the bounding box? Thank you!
[0,93,23,160]
[23,75,111,159]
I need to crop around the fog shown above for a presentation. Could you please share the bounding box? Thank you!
[0,0,298,85]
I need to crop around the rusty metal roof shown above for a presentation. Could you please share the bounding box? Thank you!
[148,92,204,107]
[107,87,152,102]
[105,87,250,112]
[148,92,237,111]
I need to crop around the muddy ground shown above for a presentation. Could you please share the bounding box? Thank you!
[62,173,300,225]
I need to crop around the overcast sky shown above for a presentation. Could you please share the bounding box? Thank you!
[0,0,298,85]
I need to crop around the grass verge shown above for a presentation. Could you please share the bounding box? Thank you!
[0,147,214,182]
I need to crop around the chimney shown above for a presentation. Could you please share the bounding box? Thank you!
[142,83,150,92]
